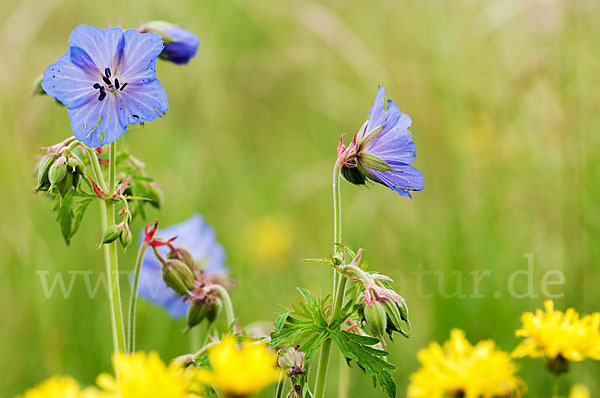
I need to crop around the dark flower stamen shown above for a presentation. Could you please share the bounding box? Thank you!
[93,83,101,89]
[119,82,128,91]
[105,67,111,78]
[102,76,112,86]
[114,78,120,89]
[98,87,106,102]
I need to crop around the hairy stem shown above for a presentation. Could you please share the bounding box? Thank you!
[210,284,236,329]
[314,161,344,398]
[127,241,148,353]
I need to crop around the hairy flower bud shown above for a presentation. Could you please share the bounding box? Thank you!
[383,299,410,338]
[162,260,195,296]
[119,225,132,248]
[186,300,212,330]
[56,168,73,197]
[101,224,123,245]
[207,299,221,323]
[168,247,196,271]
[278,346,306,377]
[48,156,68,191]
[35,153,58,192]
[363,300,388,342]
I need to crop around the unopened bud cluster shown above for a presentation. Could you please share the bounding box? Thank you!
[144,222,226,331]
[342,249,411,344]
[35,141,86,201]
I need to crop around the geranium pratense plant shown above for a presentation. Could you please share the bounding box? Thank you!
[35,21,198,359]
[270,87,423,398]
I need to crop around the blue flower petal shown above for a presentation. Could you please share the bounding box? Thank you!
[118,29,164,84]
[116,79,168,125]
[66,93,127,148]
[366,86,388,134]
[42,48,97,108]
[68,25,125,71]
[367,163,424,197]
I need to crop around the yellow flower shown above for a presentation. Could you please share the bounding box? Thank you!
[20,375,95,398]
[197,335,280,396]
[569,384,591,398]
[94,351,198,398]
[407,329,525,398]
[512,300,600,363]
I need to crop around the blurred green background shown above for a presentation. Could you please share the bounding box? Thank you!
[1,0,599,396]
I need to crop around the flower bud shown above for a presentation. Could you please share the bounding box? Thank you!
[35,153,57,192]
[56,168,73,197]
[207,299,221,323]
[119,226,132,248]
[278,346,306,377]
[140,21,200,65]
[162,260,195,296]
[383,300,410,339]
[48,156,67,190]
[168,247,196,271]
[186,300,212,330]
[101,224,123,245]
[363,300,388,342]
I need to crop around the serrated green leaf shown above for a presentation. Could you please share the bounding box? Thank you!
[274,309,291,333]
[330,330,396,398]
[71,196,93,237]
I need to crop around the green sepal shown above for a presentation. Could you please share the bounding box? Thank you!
[360,152,392,171]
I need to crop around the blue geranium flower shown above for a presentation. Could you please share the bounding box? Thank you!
[136,214,227,318]
[337,86,424,198]
[41,25,168,147]
[139,21,200,65]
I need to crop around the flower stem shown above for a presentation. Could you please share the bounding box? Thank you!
[314,161,344,398]
[106,142,126,354]
[210,284,236,329]
[274,369,285,398]
[87,144,126,354]
[127,241,148,353]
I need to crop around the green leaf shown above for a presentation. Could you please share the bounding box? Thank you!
[71,196,94,237]
[330,330,396,398]
[57,192,73,245]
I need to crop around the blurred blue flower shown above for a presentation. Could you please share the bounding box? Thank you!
[42,25,168,147]
[338,86,424,198]
[136,214,227,318]
[139,21,200,65]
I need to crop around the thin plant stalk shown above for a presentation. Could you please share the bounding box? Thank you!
[210,284,236,329]
[314,161,344,398]
[86,144,126,354]
[127,240,148,353]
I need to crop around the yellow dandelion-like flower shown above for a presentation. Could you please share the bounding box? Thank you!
[197,335,280,396]
[512,300,600,365]
[407,329,525,398]
[19,375,95,398]
[94,351,197,398]
[569,384,591,398]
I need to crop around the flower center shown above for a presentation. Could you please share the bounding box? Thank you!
[92,67,128,101]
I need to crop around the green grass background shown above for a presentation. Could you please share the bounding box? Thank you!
[1,0,599,396]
